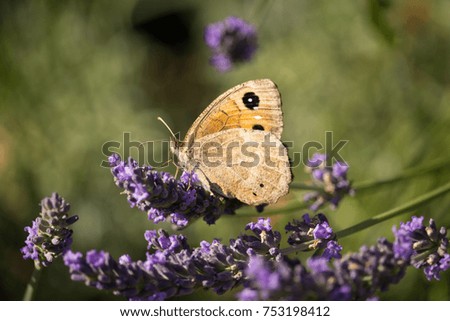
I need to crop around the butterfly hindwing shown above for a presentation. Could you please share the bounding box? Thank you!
[190,129,291,205]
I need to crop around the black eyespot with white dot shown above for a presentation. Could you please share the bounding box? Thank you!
[242,92,260,109]
[252,124,264,131]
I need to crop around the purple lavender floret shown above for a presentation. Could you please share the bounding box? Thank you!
[322,240,343,260]
[392,216,424,260]
[244,217,282,254]
[304,153,354,211]
[204,16,257,72]
[109,154,242,228]
[237,255,288,300]
[21,193,78,269]
[144,229,189,254]
[393,216,449,280]
[285,213,342,260]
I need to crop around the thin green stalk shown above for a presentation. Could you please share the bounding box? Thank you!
[336,181,450,239]
[353,157,450,191]
[250,0,275,29]
[281,239,318,255]
[23,267,42,301]
[290,157,450,192]
[241,157,449,220]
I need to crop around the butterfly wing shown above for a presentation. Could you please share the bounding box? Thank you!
[184,79,283,145]
[189,129,292,206]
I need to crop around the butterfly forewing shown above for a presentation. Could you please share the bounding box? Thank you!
[185,79,283,145]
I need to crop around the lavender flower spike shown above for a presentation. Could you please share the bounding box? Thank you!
[64,228,197,301]
[285,213,342,260]
[393,216,449,280]
[238,238,405,300]
[109,154,242,228]
[204,16,258,72]
[65,218,282,300]
[21,193,78,269]
[304,153,354,211]
[240,216,449,300]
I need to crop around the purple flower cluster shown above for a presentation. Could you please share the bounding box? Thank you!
[64,230,196,300]
[109,154,242,228]
[191,218,280,295]
[204,16,258,72]
[63,213,448,300]
[239,216,449,300]
[21,193,78,269]
[239,238,406,300]
[393,216,449,280]
[304,153,354,211]
[64,218,280,300]
[285,213,342,260]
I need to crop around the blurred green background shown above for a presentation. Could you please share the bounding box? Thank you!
[1,0,449,300]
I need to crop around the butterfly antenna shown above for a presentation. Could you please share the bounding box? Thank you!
[155,158,172,169]
[157,117,179,142]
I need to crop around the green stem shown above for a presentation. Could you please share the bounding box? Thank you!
[23,267,42,301]
[250,0,275,29]
[242,158,450,218]
[290,157,450,192]
[336,181,450,239]
[353,157,450,190]
[281,239,318,255]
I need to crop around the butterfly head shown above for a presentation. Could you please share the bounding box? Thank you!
[169,136,182,164]
[171,144,188,171]
[157,117,195,171]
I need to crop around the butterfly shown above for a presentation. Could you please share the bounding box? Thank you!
[166,79,292,206]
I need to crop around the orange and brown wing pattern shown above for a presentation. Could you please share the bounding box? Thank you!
[184,79,283,145]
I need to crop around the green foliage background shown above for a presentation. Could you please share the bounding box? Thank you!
[0,0,449,300]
